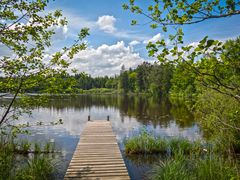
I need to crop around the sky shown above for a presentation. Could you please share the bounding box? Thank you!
[2,0,240,77]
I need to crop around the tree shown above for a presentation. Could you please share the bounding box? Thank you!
[136,62,151,92]
[119,66,129,93]
[123,0,240,152]
[0,0,89,134]
[123,0,240,102]
[128,71,137,92]
[170,61,197,98]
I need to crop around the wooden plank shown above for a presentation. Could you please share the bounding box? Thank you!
[64,121,130,180]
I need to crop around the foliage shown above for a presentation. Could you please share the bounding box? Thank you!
[170,61,197,99]
[0,62,174,96]
[194,89,240,153]
[0,0,89,134]
[123,0,240,102]
[169,38,240,153]
[119,65,130,93]
[123,0,240,26]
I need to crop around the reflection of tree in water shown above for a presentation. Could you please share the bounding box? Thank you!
[169,98,195,128]
[0,95,195,128]
[124,154,166,166]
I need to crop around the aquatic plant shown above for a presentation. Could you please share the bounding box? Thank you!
[15,156,55,180]
[151,153,191,180]
[168,138,203,155]
[0,138,58,179]
[19,140,31,154]
[44,142,51,153]
[0,142,15,179]
[34,143,41,154]
[124,130,204,155]
[125,130,167,154]
[151,153,239,180]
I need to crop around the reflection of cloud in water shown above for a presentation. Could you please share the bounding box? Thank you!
[17,99,202,147]
[1,95,202,180]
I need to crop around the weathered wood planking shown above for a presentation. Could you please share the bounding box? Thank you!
[64,121,130,180]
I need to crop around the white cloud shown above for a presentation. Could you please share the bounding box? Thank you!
[129,40,140,46]
[97,15,116,33]
[52,25,69,40]
[96,15,150,41]
[143,33,162,44]
[52,10,151,41]
[70,41,146,77]
[63,11,96,30]
[55,10,96,39]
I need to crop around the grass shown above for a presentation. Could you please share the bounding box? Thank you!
[151,153,239,180]
[0,142,15,179]
[0,138,58,179]
[125,130,168,154]
[14,140,57,154]
[168,138,203,155]
[15,156,55,180]
[125,130,240,180]
[151,153,190,180]
[124,131,204,155]
[34,143,41,154]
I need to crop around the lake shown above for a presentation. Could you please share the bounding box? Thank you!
[1,94,201,179]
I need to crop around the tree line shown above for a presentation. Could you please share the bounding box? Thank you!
[0,62,175,96]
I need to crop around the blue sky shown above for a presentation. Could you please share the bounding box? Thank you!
[17,1,240,76]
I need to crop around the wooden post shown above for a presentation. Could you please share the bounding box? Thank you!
[88,115,90,121]
[107,115,110,121]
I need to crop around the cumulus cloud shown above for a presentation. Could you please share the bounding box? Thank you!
[143,33,162,44]
[96,15,150,41]
[62,11,96,31]
[129,40,140,46]
[97,15,116,33]
[52,25,69,40]
[52,10,151,41]
[70,41,145,77]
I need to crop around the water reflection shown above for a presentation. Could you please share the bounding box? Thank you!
[0,95,201,179]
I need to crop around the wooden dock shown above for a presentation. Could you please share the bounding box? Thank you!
[64,121,130,180]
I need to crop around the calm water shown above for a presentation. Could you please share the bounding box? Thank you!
[1,95,201,179]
